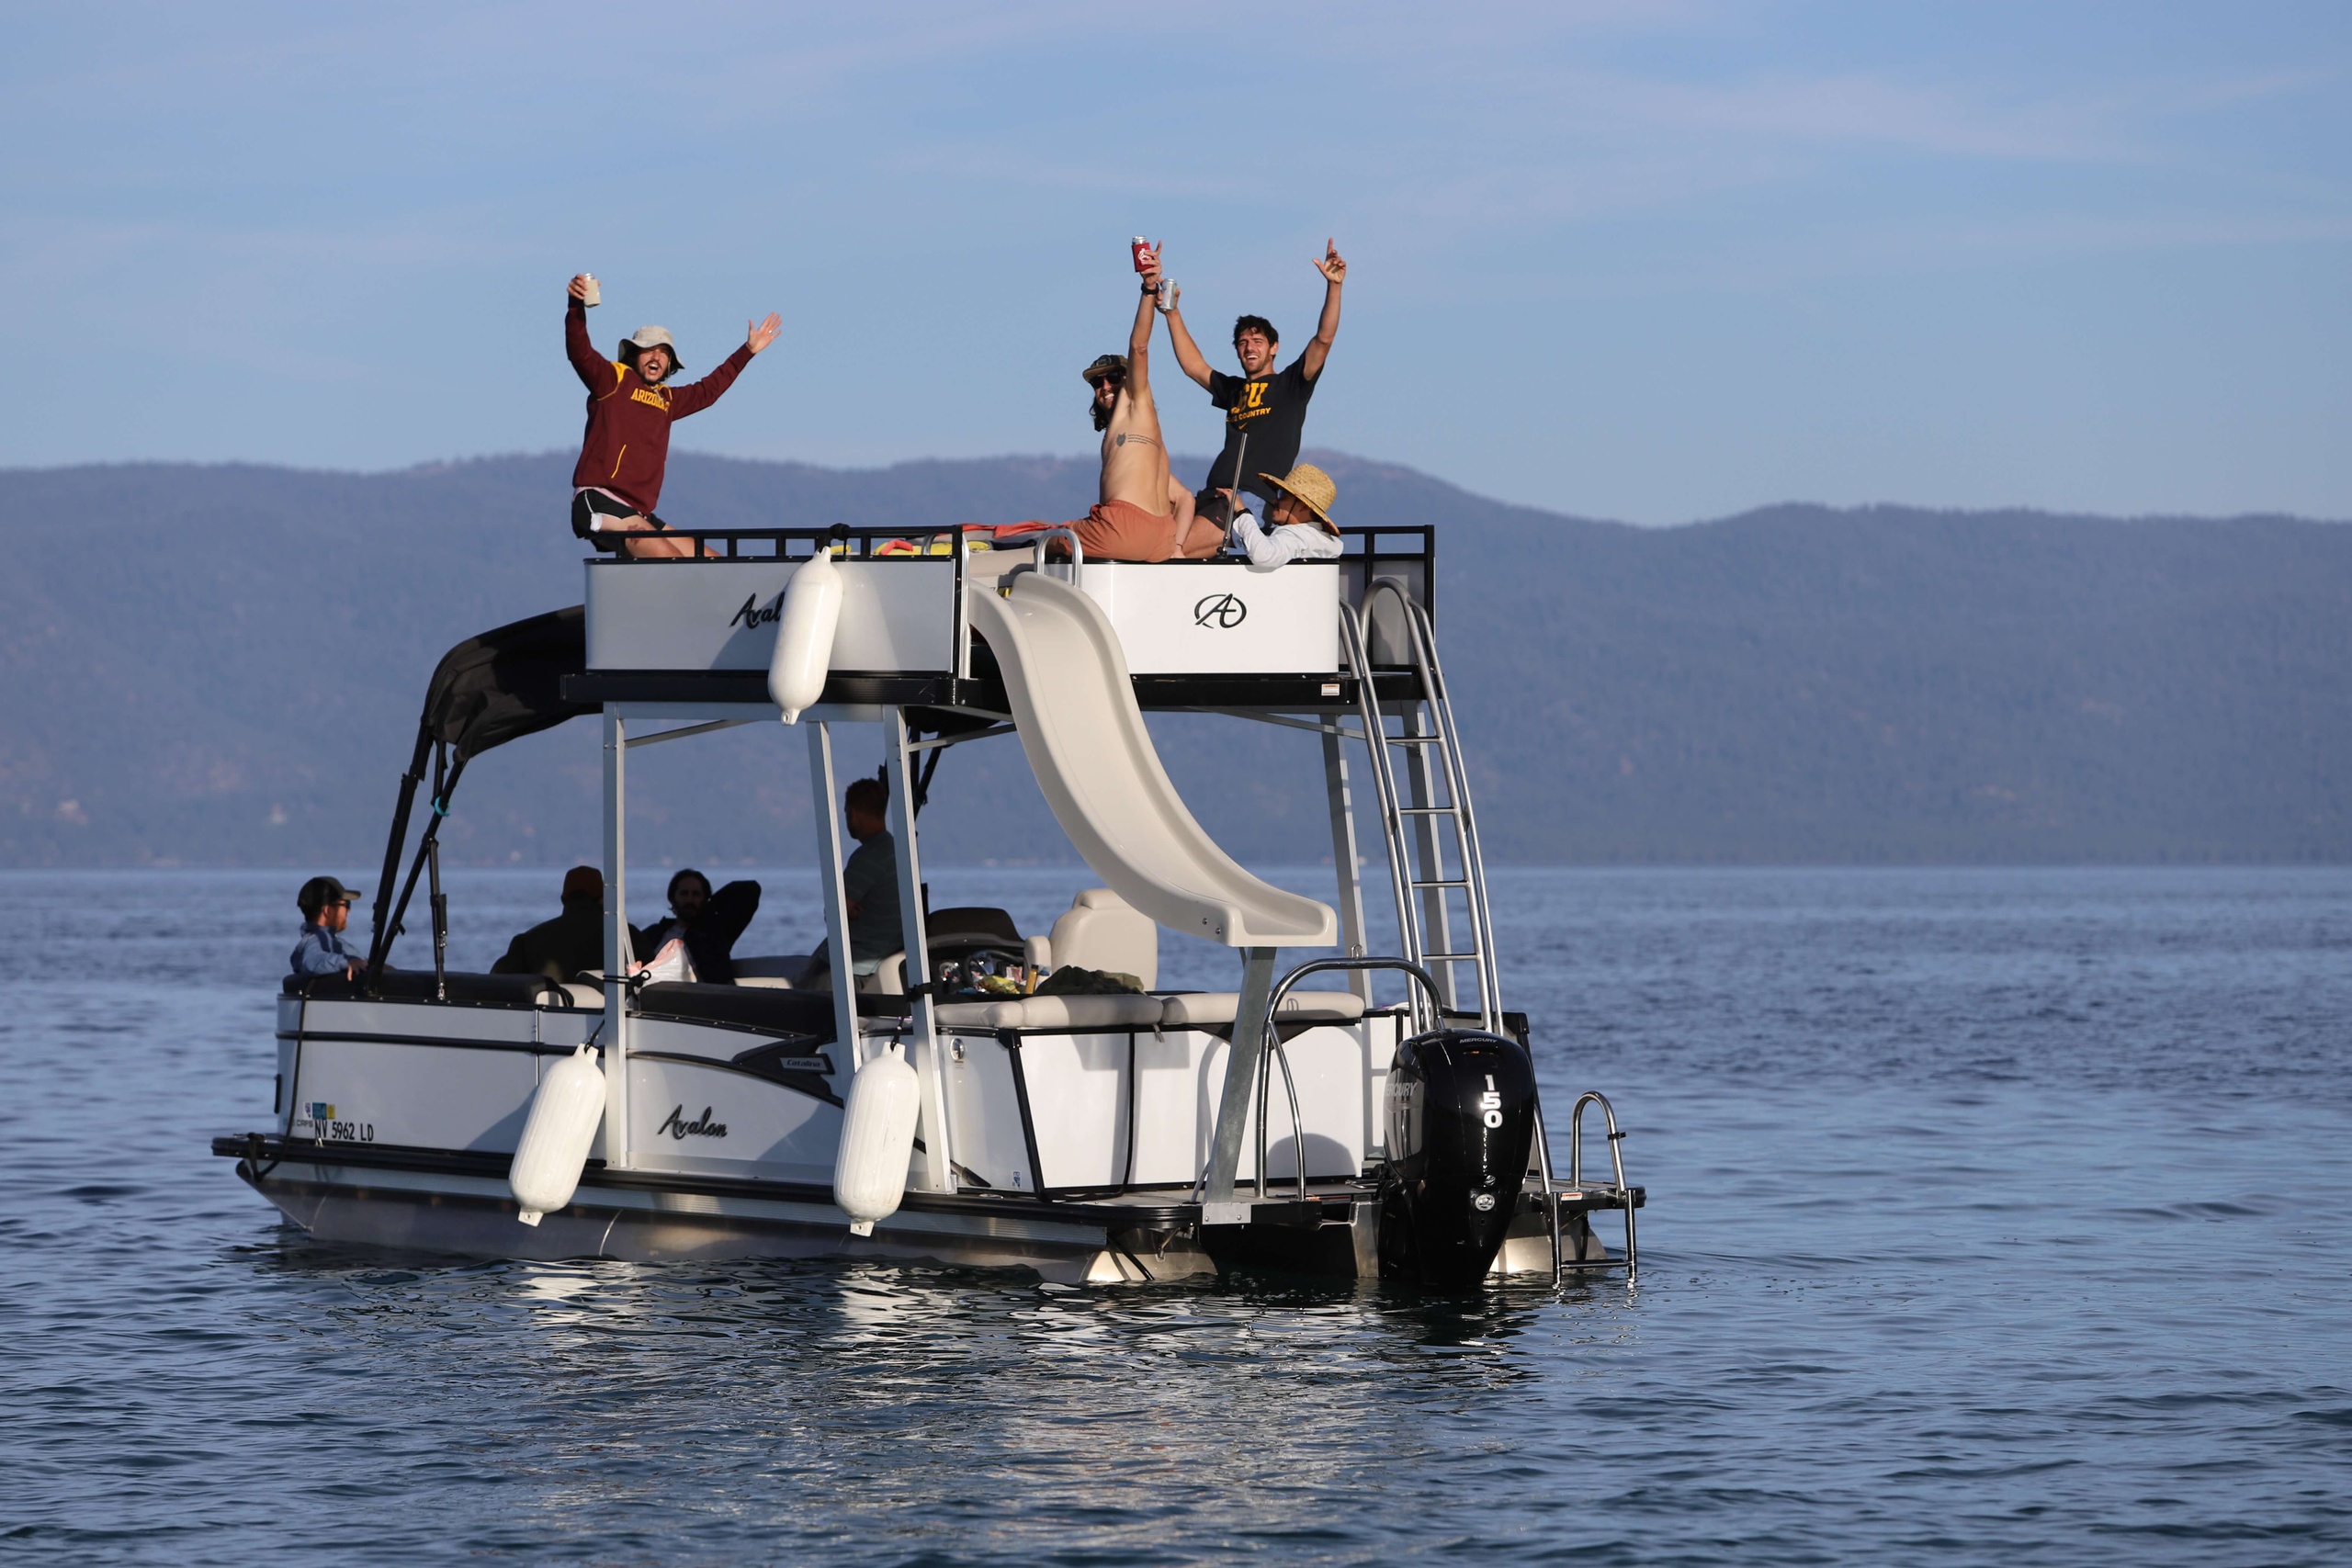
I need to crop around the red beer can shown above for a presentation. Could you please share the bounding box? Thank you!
[1131,237,1155,273]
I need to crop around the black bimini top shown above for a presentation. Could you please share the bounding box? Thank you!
[424,604,594,762]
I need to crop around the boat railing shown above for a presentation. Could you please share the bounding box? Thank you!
[1245,957,1449,1205]
[588,522,1435,626]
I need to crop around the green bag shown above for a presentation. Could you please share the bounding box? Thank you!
[1035,964,1145,997]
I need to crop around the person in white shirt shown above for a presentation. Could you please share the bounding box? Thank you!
[1225,462,1344,568]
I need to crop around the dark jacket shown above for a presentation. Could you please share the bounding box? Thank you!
[566,299,753,513]
[636,880,762,985]
[490,896,646,982]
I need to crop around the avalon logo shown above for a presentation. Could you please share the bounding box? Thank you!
[728,592,786,630]
[1193,592,1248,629]
[658,1104,729,1139]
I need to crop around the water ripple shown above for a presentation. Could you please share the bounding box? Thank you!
[2,866,2349,1563]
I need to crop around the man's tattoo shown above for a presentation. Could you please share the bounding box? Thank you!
[1114,433,1161,450]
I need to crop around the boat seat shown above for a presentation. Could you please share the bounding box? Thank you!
[929,990,1366,1032]
[933,993,1169,1032]
[926,907,1023,947]
[732,954,811,982]
[1033,888,1158,989]
[629,982,907,1041]
[283,969,578,1006]
[1157,990,1367,1026]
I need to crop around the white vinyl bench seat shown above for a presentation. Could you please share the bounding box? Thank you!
[931,989,1367,1032]
[932,994,1170,1032]
[1156,990,1366,1026]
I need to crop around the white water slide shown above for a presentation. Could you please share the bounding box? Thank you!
[966,570,1338,949]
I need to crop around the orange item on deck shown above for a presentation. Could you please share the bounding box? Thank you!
[1072,501,1224,563]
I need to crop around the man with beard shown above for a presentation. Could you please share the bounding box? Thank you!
[635,868,762,986]
[1071,244,1227,563]
[1160,241,1347,519]
[564,274,782,558]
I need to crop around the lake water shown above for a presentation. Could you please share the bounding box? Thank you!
[3,865,2347,1564]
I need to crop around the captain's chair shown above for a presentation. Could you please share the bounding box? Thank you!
[1026,887,1158,989]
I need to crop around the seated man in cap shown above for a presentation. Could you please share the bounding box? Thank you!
[1070,245,1227,564]
[1222,462,1344,569]
[492,865,644,982]
[564,274,782,559]
[290,875,368,981]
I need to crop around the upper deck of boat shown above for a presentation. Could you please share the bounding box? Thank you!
[560,523,1437,715]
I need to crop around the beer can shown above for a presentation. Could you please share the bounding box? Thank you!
[581,273,601,307]
[1131,237,1154,273]
[1154,278,1174,313]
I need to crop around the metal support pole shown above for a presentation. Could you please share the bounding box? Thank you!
[1203,945,1276,1215]
[1320,729,1373,1007]
[426,744,448,1001]
[806,722,861,1066]
[600,706,633,1170]
[951,529,971,683]
[426,838,448,1002]
[888,710,953,1192]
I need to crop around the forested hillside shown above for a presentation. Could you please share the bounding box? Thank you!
[4,454,2345,868]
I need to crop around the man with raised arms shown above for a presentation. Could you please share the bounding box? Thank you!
[1072,244,1227,563]
[564,275,782,558]
[1161,241,1347,519]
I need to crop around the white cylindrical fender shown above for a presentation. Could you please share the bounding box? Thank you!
[509,1043,607,1226]
[767,546,843,724]
[833,1041,921,1236]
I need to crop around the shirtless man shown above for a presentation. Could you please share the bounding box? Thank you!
[1072,244,1227,563]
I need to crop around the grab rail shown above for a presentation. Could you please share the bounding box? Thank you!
[1255,957,1447,1203]
[1030,526,1083,581]
[1253,1039,1307,1202]
[1190,956,1446,1208]
[1265,955,1447,1043]
[1566,1089,1638,1278]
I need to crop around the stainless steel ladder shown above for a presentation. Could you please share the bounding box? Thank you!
[1340,580,1638,1282]
[1340,579,1501,1028]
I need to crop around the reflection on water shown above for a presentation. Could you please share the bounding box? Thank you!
[4,867,2350,1564]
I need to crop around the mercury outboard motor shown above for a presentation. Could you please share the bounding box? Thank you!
[1380,1028,1538,1287]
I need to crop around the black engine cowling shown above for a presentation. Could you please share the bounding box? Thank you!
[1379,1028,1538,1287]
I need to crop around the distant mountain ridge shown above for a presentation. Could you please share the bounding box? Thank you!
[2,453,2346,868]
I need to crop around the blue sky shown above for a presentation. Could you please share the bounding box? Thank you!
[4,1,2346,524]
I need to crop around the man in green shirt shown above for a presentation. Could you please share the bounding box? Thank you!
[840,775,900,972]
[799,775,900,988]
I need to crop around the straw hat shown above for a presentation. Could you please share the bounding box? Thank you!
[1080,353,1129,384]
[1259,463,1338,531]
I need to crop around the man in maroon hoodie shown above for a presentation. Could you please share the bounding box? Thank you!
[566,275,782,558]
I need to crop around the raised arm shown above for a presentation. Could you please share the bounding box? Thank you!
[1161,282,1215,390]
[1128,246,1162,400]
[1299,240,1347,382]
[564,275,612,391]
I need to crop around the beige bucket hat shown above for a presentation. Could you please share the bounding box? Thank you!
[1259,462,1339,532]
[621,325,683,375]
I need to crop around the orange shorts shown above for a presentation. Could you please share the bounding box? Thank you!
[1071,499,1223,563]
[1074,499,1177,562]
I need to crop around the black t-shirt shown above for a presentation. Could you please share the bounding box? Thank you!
[1205,356,1319,502]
